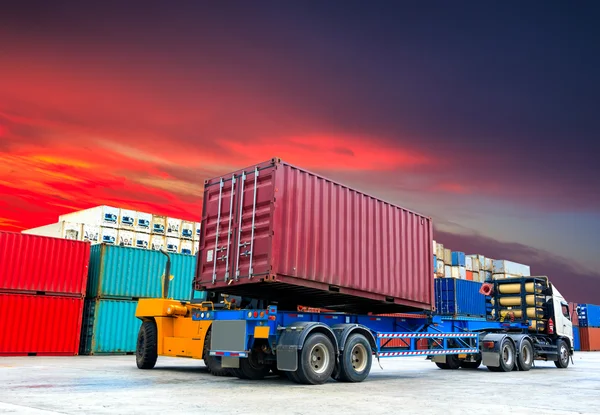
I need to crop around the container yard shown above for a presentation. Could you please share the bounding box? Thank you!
[1,158,600,412]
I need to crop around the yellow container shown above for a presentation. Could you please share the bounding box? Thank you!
[498,282,543,294]
[498,295,545,307]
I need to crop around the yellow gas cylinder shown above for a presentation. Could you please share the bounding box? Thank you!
[498,295,545,307]
[528,320,546,331]
[498,282,543,294]
[499,307,545,319]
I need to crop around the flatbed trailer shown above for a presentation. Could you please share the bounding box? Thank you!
[188,303,572,385]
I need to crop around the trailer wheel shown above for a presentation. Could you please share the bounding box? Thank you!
[295,333,335,385]
[516,340,533,371]
[336,334,372,382]
[435,354,461,370]
[203,329,231,377]
[488,338,515,372]
[136,320,158,369]
[554,339,570,369]
[237,352,271,380]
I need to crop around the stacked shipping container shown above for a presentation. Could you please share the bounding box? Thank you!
[80,244,198,354]
[0,231,90,356]
[22,205,201,256]
[577,304,600,351]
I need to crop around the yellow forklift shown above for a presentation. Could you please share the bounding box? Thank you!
[134,251,237,376]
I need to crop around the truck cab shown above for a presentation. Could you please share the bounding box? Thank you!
[550,284,574,347]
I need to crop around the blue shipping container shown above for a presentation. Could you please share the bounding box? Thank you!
[435,278,486,317]
[451,251,466,267]
[577,303,600,328]
[573,326,581,351]
[88,244,196,300]
[80,299,140,354]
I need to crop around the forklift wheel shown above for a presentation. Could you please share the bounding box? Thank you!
[203,329,232,377]
[136,320,158,369]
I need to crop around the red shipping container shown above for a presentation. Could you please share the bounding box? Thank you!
[568,302,579,326]
[194,158,434,313]
[383,338,429,349]
[0,231,90,296]
[579,327,600,351]
[466,271,473,281]
[0,293,84,355]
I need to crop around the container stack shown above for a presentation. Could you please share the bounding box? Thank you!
[80,244,198,355]
[570,302,581,351]
[0,231,90,356]
[22,205,201,256]
[577,304,600,351]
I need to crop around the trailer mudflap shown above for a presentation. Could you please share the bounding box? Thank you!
[210,320,247,368]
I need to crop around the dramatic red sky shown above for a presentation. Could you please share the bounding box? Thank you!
[1,1,599,302]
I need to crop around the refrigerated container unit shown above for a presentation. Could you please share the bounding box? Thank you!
[151,215,167,235]
[135,212,152,233]
[118,208,137,229]
[166,217,182,238]
[194,158,433,313]
[59,205,120,228]
[21,221,84,241]
[181,220,195,239]
[492,260,530,277]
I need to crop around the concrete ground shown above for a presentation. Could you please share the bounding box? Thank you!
[0,353,598,415]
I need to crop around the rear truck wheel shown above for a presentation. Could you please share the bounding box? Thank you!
[488,338,515,372]
[203,329,231,377]
[436,354,461,370]
[517,340,534,371]
[286,369,303,383]
[337,334,372,382]
[295,332,336,385]
[460,357,482,369]
[235,352,271,380]
[554,339,570,369]
[136,320,158,369]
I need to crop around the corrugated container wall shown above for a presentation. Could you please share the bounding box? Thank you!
[577,304,600,328]
[573,326,581,351]
[434,279,487,317]
[87,244,196,300]
[0,293,84,355]
[0,231,90,296]
[80,299,140,354]
[194,158,434,313]
[579,327,600,351]
[569,302,579,326]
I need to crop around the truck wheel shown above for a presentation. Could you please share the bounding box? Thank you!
[516,340,533,371]
[136,320,158,369]
[489,339,515,372]
[237,353,271,380]
[337,334,372,382]
[295,333,335,385]
[203,329,231,377]
[554,339,570,369]
[460,358,482,369]
[435,354,461,370]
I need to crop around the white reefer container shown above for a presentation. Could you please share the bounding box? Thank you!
[150,235,166,251]
[83,224,100,244]
[59,205,120,228]
[151,215,167,235]
[435,243,444,261]
[492,260,530,277]
[119,208,137,229]
[180,239,194,255]
[135,211,152,233]
[22,221,84,241]
[194,222,201,241]
[181,220,194,240]
[166,217,182,238]
[166,237,180,253]
[117,229,135,247]
[99,227,118,245]
[134,232,150,249]
[194,240,199,256]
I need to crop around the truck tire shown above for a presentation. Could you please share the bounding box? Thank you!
[203,329,231,377]
[295,332,335,385]
[236,353,271,380]
[516,340,534,371]
[488,338,515,372]
[336,334,372,382]
[136,320,158,369]
[435,354,461,370]
[554,339,570,369]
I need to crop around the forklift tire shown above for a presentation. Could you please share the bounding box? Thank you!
[516,340,534,371]
[295,333,336,385]
[336,334,372,382]
[136,320,158,369]
[203,329,232,377]
[554,339,570,369]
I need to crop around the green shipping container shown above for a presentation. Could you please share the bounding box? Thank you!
[87,244,196,300]
[80,299,140,354]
